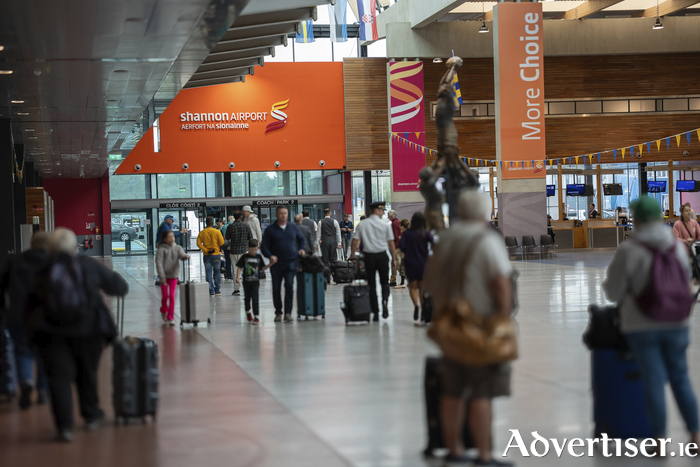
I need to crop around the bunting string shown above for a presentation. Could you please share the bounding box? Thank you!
[390,127,700,168]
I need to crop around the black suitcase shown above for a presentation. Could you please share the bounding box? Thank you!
[341,284,372,324]
[424,357,477,457]
[0,328,17,401]
[113,336,159,423]
[331,261,352,270]
[332,267,354,284]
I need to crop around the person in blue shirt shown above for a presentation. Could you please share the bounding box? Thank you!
[339,213,354,261]
[261,206,306,323]
[155,215,187,284]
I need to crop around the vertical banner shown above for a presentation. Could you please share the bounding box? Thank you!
[494,3,546,180]
[389,61,425,192]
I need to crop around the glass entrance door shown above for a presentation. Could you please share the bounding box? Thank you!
[110,209,153,255]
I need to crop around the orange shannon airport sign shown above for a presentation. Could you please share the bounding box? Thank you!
[493,2,546,180]
[117,63,346,174]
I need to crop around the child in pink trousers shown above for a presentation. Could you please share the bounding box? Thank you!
[155,231,189,325]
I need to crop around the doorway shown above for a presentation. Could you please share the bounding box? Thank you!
[110,209,153,255]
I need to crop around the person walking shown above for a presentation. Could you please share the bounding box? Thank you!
[398,212,434,323]
[301,209,318,253]
[236,239,271,325]
[397,218,410,286]
[219,217,234,281]
[424,190,515,466]
[261,206,307,322]
[154,215,187,285]
[673,204,700,246]
[318,208,342,268]
[295,213,316,254]
[350,202,396,321]
[155,230,190,325]
[197,216,225,296]
[242,206,262,243]
[339,213,354,261]
[0,232,50,409]
[388,210,402,286]
[604,196,700,455]
[30,228,129,442]
[226,210,253,296]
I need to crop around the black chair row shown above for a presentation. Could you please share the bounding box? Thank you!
[505,235,558,260]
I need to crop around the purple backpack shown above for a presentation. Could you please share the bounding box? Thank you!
[636,242,693,322]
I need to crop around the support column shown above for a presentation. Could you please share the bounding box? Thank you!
[596,164,603,219]
[557,164,563,220]
[13,144,27,254]
[668,160,674,216]
[363,171,372,216]
[343,171,353,216]
[494,3,547,240]
[640,163,648,196]
[0,119,16,263]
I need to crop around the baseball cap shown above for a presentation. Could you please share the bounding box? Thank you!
[629,195,662,223]
[242,205,252,212]
[164,215,174,221]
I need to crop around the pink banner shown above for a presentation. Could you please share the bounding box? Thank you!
[390,61,425,192]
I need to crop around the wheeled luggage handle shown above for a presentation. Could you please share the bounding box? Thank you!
[116,296,125,338]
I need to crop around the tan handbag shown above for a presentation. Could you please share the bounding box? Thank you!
[426,232,518,367]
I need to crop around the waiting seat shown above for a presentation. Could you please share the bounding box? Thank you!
[522,235,541,260]
[539,234,559,258]
[504,236,523,261]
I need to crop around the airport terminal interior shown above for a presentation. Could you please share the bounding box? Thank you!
[3,0,700,466]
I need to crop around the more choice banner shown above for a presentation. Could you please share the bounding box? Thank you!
[493,2,546,180]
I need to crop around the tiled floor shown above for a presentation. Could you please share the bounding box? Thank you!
[2,251,700,467]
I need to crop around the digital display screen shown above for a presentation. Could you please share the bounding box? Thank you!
[566,184,585,196]
[677,180,696,192]
[546,185,555,197]
[647,181,667,193]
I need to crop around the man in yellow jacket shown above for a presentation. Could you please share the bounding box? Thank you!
[197,216,225,296]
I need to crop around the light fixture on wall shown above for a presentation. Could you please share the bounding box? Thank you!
[653,0,663,29]
[433,58,443,63]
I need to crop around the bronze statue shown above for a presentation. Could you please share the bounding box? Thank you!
[420,56,479,230]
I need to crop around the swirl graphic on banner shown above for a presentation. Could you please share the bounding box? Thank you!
[265,98,289,133]
[390,62,423,125]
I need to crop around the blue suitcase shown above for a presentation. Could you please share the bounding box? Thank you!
[0,328,18,401]
[592,349,653,439]
[297,272,325,320]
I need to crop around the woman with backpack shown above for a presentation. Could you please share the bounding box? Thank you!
[603,196,699,455]
[673,204,700,246]
[156,230,190,325]
[398,212,434,323]
[30,228,128,442]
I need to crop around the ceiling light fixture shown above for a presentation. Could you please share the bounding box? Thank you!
[11,100,24,104]
[478,3,489,34]
[0,46,4,51]
[653,0,663,29]
[0,70,12,75]
[24,128,35,132]
[17,112,29,116]
[433,58,443,63]
[28,136,37,140]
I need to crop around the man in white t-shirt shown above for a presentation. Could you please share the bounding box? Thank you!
[425,190,514,466]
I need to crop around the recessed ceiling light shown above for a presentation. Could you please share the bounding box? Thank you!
[24,128,35,132]
[0,46,4,51]
[17,112,29,115]
[55,162,60,165]
[11,100,24,104]
[28,137,38,140]
[0,70,12,75]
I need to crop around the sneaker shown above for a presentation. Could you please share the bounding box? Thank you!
[166,319,175,326]
[56,429,74,443]
[473,459,514,467]
[283,314,294,323]
[85,412,105,432]
[413,305,420,321]
[382,300,389,319]
[161,312,168,323]
[444,453,475,465]
[19,381,33,410]
[274,314,282,322]
[232,290,241,296]
[215,291,222,296]
[389,281,397,287]
[246,312,253,322]
[253,317,260,325]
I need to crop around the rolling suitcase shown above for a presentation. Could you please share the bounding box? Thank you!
[423,357,478,457]
[297,272,326,320]
[592,349,653,439]
[332,262,354,284]
[179,259,211,327]
[0,328,17,401]
[113,336,159,424]
[341,282,372,324]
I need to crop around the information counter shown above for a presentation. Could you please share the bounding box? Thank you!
[551,220,575,249]
[585,220,621,248]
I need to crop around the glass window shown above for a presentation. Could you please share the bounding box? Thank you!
[576,101,602,114]
[303,171,323,195]
[549,102,575,115]
[690,99,700,111]
[371,170,392,213]
[460,104,488,117]
[295,38,333,62]
[231,172,248,197]
[629,100,655,112]
[351,171,365,222]
[250,172,285,196]
[157,174,197,199]
[109,174,148,200]
[325,173,343,194]
[206,173,224,198]
[192,174,205,198]
[663,99,688,111]
[333,38,359,61]
[602,100,628,113]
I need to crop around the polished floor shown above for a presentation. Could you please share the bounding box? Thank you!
[2,250,700,466]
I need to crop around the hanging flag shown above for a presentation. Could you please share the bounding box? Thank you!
[697,130,700,142]
[646,142,651,154]
[357,0,378,41]
[687,132,692,145]
[588,154,593,164]
[597,153,601,164]
[666,138,670,150]
[404,132,409,139]
[622,147,626,159]
[613,149,617,160]
[415,132,420,139]
[676,134,681,147]
[450,71,463,110]
[656,140,661,152]
[568,157,572,165]
[638,144,643,156]
[575,156,579,165]
[630,146,635,158]
[296,20,315,43]
[328,0,348,42]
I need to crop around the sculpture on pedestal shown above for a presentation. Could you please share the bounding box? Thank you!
[419,56,479,231]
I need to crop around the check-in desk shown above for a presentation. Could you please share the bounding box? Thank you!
[586,220,621,248]
[551,221,575,249]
